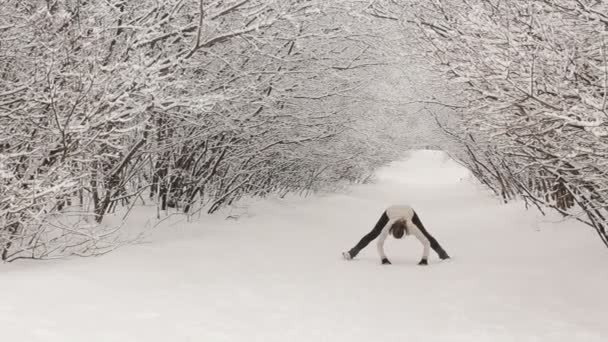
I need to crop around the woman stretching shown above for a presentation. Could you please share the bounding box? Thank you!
[342,205,450,265]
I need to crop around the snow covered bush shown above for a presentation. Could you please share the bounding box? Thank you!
[370,0,608,247]
[0,0,412,261]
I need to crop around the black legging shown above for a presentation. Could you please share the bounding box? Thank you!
[412,212,449,259]
[349,211,449,259]
[348,211,389,258]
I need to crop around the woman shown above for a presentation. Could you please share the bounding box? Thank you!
[342,205,450,265]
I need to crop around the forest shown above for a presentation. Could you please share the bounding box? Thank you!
[1,0,607,261]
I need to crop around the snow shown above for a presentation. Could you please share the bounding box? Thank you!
[1,150,607,342]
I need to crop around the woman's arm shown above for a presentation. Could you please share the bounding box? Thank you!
[376,219,395,264]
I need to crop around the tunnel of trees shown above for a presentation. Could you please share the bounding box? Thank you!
[1,0,607,261]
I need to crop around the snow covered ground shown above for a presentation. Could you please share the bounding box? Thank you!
[1,150,607,342]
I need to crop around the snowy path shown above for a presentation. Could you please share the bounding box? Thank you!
[2,151,607,342]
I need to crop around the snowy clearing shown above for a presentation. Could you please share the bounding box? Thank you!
[1,150,607,342]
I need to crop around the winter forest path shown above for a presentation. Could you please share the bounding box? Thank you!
[2,151,607,342]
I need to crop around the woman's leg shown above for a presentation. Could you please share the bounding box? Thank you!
[344,211,389,259]
[412,212,450,260]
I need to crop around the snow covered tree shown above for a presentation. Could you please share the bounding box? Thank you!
[1,0,416,260]
[370,0,608,247]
